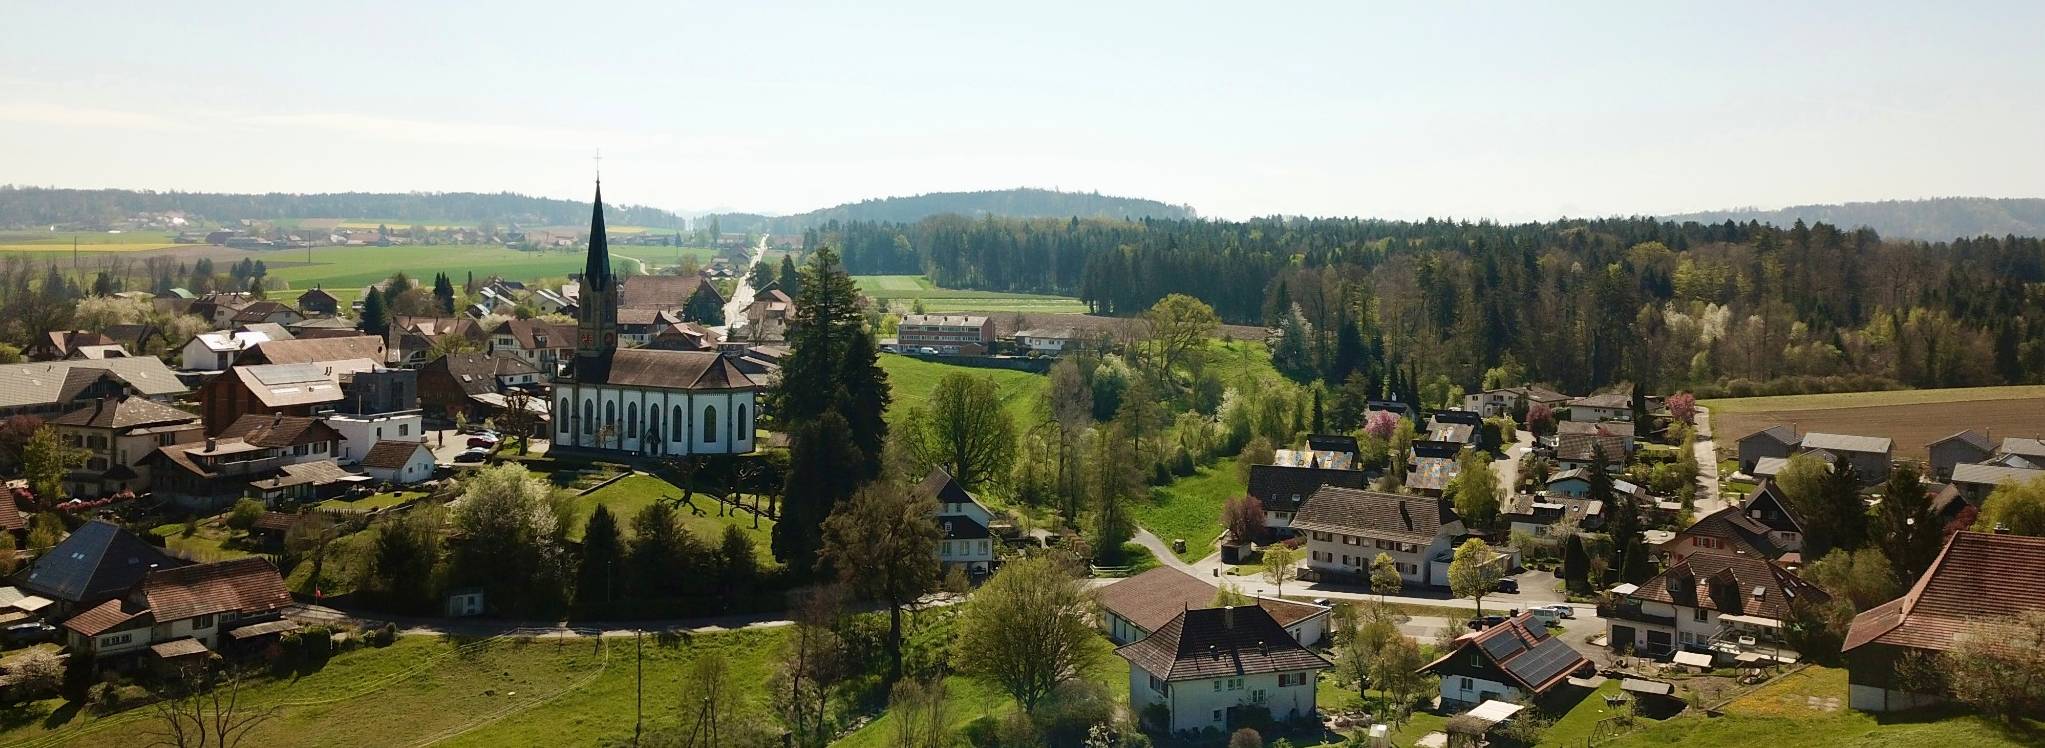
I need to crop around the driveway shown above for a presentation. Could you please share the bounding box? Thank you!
[1691,407,1725,515]
[1492,428,1535,492]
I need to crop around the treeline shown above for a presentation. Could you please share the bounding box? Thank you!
[1668,197,2045,242]
[0,186,683,228]
[811,214,2045,394]
[710,187,1195,234]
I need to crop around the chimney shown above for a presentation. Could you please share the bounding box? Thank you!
[205,437,217,452]
[1224,605,1235,629]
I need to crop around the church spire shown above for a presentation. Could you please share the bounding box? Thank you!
[584,181,611,290]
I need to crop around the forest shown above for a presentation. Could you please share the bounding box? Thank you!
[0,186,684,229]
[1669,196,2045,242]
[708,187,1195,234]
[810,214,2045,396]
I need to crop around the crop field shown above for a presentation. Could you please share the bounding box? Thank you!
[1704,385,2045,461]
[855,274,1088,314]
[0,230,181,254]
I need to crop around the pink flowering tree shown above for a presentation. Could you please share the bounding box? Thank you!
[1364,410,1400,440]
[1524,403,1555,435]
[1667,392,1698,424]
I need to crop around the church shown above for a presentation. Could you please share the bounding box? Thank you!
[552,184,760,457]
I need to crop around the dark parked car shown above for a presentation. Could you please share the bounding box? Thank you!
[2,622,56,646]
[1495,578,1520,594]
[1466,615,1507,630]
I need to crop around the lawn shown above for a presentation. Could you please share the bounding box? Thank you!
[317,490,423,512]
[255,244,711,305]
[831,635,1129,748]
[563,473,779,566]
[855,274,1088,314]
[1136,463,1244,563]
[878,352,1049,432]
[148,521,254,562]
[0,230,179,254]
[1600,666,2040,748]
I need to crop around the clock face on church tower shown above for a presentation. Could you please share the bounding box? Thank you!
[581,332,593,346]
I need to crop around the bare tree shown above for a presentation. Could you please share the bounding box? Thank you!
[771,586,848,748]
[146,668,279,748]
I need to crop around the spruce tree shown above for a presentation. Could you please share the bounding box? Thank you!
[1563,533,1589,590]
[773,410,862,575]
[433,272,456,314]
[577,505,623,607]
[359,288,389,336]
[778,255,802,298]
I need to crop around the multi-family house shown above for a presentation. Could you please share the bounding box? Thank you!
[1663,482,1805,566]
[147,414,354,509]
[1097,566,1331,647]
[60,557,292,666]
[1246,463,1364,539]
[914,468,998,575]
[1117,605,1332,735]
[1843,531,2045,712]
[896,314,994,355]
[488,319,577,374]
[1564,392,1632,422]
[0,358,188,420]
[1422,611,1592,708]
[1462,385,1571,419]
[416,352,542,422]
[50,396,204,498]
[1602,550,1827,661]
[196,359,380,435]
[1292,486,1463,588]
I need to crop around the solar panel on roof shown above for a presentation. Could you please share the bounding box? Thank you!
[249,364,327,385]
[1480,632,1527,661]
[1504,639,1583,688]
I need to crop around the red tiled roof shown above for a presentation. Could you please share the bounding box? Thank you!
[62,597,148,637]
[360,440,429,470]
[136,557,290,623]
[1843,531,2045,653]
[1422,612,1591,695]
[1096,567,1329,635]
[1629,551,1827,621]
[1115,605,1332,682]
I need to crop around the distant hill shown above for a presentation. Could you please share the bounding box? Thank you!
[707,188,1196,234]
[0,186,685,229]
[1664,197,2045,242]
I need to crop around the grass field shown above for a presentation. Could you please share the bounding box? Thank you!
[1137,463,1245,563]
[257,244,714,304]
[830,635,1128,748]
[855,275,1088,314]
[0,230,180,254]
[1704,385,2045,461]
[564,473,780,566]
[878,353,1048,432]
[1605,665,2040,747]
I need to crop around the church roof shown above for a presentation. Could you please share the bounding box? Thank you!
[584,183,612,293]
[581,349,758,391]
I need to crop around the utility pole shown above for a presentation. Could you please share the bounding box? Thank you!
[633,628,643,746]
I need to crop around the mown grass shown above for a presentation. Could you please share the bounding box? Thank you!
[878,353,1048,432]
[259,244,712,304]
[1135,464,1245,563]
[317,490,424,512]
[830,636,1129,748]
[563,473,779,566]
[856,274,1088,314]
[1602,666,2040,748]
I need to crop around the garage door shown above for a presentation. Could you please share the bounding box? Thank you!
[1612,625,1636,651]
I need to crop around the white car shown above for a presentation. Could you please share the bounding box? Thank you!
[1528,604,1574,626]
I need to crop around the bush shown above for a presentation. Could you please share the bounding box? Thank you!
[226,498,266,532]
[1229,728,1263,748]
[962,715,1002,747]
[60,651,96,701]
[89,682,153,714]
[368,622,399,647]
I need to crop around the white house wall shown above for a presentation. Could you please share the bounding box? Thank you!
[1129,666,1321,734]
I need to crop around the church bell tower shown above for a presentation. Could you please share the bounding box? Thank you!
[575,182,619,375]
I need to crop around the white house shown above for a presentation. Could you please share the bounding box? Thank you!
[1462,385,1571,419]
[359,440,435,485]
[1292,486,1464,588]
[1117,606,1332,735]
[179,329,272,371]
[1564,393,1632,422]
[1013,327,1080,356]
[915,467,998,574]
[1603,551,1827,661]
[324,411,424,464]
[1096,566,1332,647]
[1421,612,1592,708]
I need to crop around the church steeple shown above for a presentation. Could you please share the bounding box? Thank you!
[584,182,612,291]
[575,181,619,371]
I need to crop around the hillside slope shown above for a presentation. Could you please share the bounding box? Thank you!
[709,187,1194,233]
[1665,197,2045,241]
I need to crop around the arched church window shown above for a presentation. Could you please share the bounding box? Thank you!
[703,405,717,443]
[582,399,594,434]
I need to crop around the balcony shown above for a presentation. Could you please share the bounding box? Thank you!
[1597,600,1677,628]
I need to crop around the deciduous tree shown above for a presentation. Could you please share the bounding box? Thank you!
[952,556,1100,713]
[1974,476,2045,537]
[819,480,942,682]
[906,373,1016,490]
[1221,495,1266,545]
[1448,539,1503,617]
[1261,545,1299,597]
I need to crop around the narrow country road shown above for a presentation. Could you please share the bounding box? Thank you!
[714,234,770,340]
[1133,527,1197,572]
[1692,406,1725,516]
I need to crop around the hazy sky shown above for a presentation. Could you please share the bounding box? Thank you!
[4,1,2042,221]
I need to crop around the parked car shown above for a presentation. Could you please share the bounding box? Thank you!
[452,448,490,464]
[1533,603,1575,620]
[466,434,500,449]
[2,622,56,646]
[1495,578,1520,594]
[917,347,938,355]
[1528,605,1574,626]
[1467,615,1507,630]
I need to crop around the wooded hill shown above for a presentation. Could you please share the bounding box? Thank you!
[0,186,685,229]
[706,188,1195,234]
[1667,197,2045,242]
[808,214,2045,397]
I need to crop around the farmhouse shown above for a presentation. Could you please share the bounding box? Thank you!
[1842,532,2045,712]
[1117,605,1332,735]
[1293,486,1463,588]
[61,557,292,664]
[296,287,340,316]
[416,352,542,421]
[1603,550,1826,661]
[1949,462,2045,504]
[1096,566,1332,647]
[1247,463,1364,538]
[234,335,386,368]
[913,468,997,574]
[0,358,188,420]
[1798,432,1892,482]
[16,521,180,617]
[50,396,204,499]
[1422,611,1592,708]
[550,185,760,458]
[618,273,725,324]
[1925,430,1994,481]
